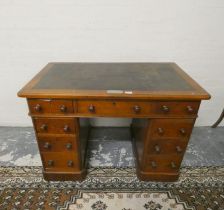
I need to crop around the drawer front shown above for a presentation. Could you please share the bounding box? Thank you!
[145,155,182,173]
[34,118,77,134]
[154,101,200,116]
[38,136,77,152]
[76,100,152,116]
[147,140,187,155]
[42,152,79,172]
[51,100,74,114]
[76,100,200,117]
[28,99,74,115]
[28,99,52,114]
[150,119,195,139]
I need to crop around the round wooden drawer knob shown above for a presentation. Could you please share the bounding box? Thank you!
[40,124,47,131]
[34,104,41,112]
[44,142,51,150]
[151,161,157,168]
[63,125,70,132]
[179,128,186,136]
[171,162,176,169]
[60,105,67,113]
[154,145,161,153]
[88,105,95,113]
[48,160,54,167]
[133,105,141,113]
[157,127,164,135]
[162,105,169,113]
[176,146,182,153]
[67,160,73,167]
[66,143,72,150]
[187,106,194,113]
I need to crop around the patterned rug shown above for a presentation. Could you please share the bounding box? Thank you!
[0,166,224,210]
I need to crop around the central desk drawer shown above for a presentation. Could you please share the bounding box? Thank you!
[76,100,153,116]
[76,100,200,117]
[34,118,77,134]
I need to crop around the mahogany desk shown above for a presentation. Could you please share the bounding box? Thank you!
[18,63,210,181]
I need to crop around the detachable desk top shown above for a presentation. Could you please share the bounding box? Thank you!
[18,62,210,100]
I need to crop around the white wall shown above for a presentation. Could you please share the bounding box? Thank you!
[0,0,223,127]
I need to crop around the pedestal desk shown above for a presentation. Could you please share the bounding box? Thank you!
[18,63,210,181]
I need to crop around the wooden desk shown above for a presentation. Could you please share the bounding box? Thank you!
[18,63,210,181]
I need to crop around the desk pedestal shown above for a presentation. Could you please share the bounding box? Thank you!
[28,98,198,182]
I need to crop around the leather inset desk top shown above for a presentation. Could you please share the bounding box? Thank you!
[18,62,210,100]
[34,63,193,91]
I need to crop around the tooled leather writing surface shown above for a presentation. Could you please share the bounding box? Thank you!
[33,63,194,91]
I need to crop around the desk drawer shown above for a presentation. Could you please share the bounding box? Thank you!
[76,100,199,117]
[147,140,187,155]
[34,118,77,134]
[153,101,200,116]
[42,152,79,172]
[145,155,182,173]
[38,136,77,152]
[28,99,74,115]
[150,119,195,139]
[76,100,152,116]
